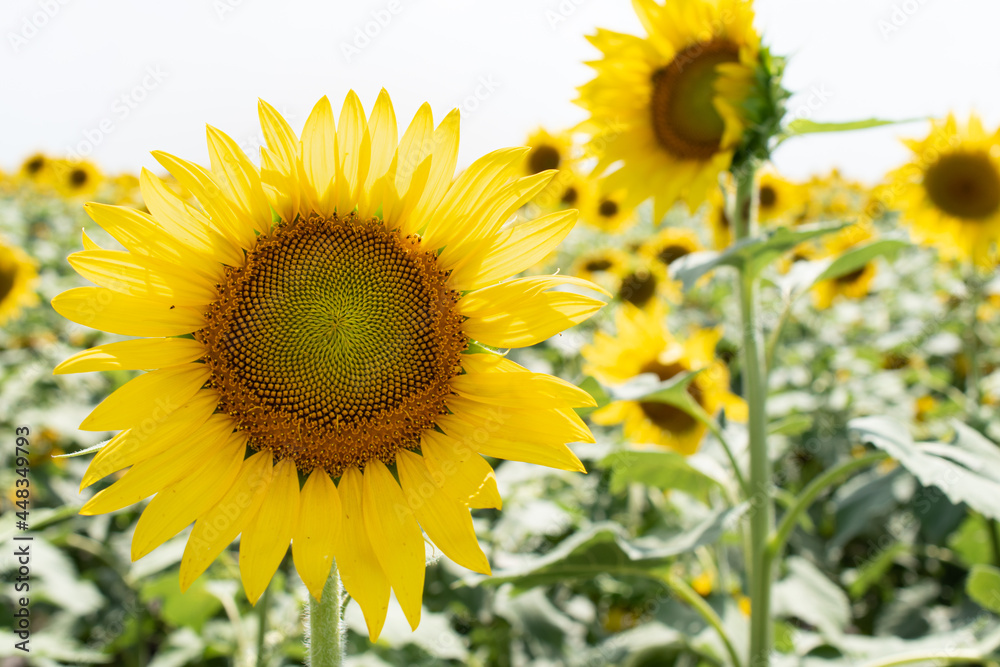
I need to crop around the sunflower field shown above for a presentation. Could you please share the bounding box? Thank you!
[2,1,1000,666]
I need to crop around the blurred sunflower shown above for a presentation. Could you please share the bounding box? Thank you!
[19,153,52,186]
[577,0,760,221]
[582,188,636,232]
[0,238,39,324]
[638,226,702,302]
[757,170,804,226]
[804,169,868,222]
[888,114,1000,267]
[706,186,734,250]
[583,306,745,455]
[52,159,103,198]
[812,224,877,310]
[571,246,630,287]
[52,91,606,640]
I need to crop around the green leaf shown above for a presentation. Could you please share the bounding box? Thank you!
[140,571,222,632]
[968,564,1000,614]
[784,117,918,137]
[846,541,909,599]
[670,223,847,290]
[606,371,709,425]
[768,413,814,436]
[478,507,747,590]
[576,375,610,418]
[772,556,851,638]
[601,449,722,503]
[849,417,1000,520]
[814,239,909,284]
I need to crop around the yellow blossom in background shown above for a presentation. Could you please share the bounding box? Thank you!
[576,0,761,221]
[757,169,805,226]
[51,159,103,199]
[0,238,39,325]
[51,91,607,640]
[583,305,746,455]
[887,114,1000,268]
[812,224,878,310]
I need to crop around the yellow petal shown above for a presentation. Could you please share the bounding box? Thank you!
[422,147,529,251]
[84,202,221,277]
[82,390,220,489]
[333,467,390,641]
[180,451,273,592]
[139,168,243,268]
[293,469,343,601]
[396,450,491,575]
[461,283,605,348]
[81,414,237,515]
[80,364,210,431]
[404,109,461,236]
[420,430,501,510]
[131,431,246,560]
[360,88,398,216]
[152,151,254,250]
[452,369,596,409]
[335,90,371,214]
[206,125,272,234]
[81,229,101,251]
[240,458,300,605]
[448,210,579,291]
[362,459,424,631]
[54,338,206,375]
[258,99,302,222]
[68,249,219,306]
[52,286,205,337]
[394,102,434,199]
[301,96,338,216]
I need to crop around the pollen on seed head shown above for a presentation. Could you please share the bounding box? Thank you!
[196,213,466,477]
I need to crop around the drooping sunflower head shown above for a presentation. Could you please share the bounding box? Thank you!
[577,0,761,221]
[811,224,877,310]
[53,91,606,640]
[0,238,39,325]
[52,159,103,198]
[888,114,1000,267]
[583,305,746,455]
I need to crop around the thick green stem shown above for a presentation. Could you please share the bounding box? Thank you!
[732,164,773,667]
[767,452,888,560]
[309,561,344,667]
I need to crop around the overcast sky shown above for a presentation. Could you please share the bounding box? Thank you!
[2,0,997,184]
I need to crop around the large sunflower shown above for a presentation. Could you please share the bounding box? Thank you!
[576,0,760,222]
[0,238,39,324]
[888,114,1000,267]
[583,306,745,455]
[52,92,606,640]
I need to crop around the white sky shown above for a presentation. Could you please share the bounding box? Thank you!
[1,0,998,184]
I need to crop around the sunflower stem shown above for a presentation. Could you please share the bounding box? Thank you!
[965,271,983,415]
[309,561,344,667]
[255,584,270,667]
[732,163,774,667]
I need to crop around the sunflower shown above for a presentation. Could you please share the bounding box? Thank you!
[888,114,1000,267]
[570,247,631,290]
[576,0,760,222]
[638,226,703,302]
[52,92,606,640]
[583,305,745,455]
[757,170,804,226]
[0,238,39,325]
[522,128,579,213]
[802,169,868,223]
[811,224,877,310]
[581,187,636,232]
[19,153,52,186]
[705,185,734,250]
[52,159,103,198]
